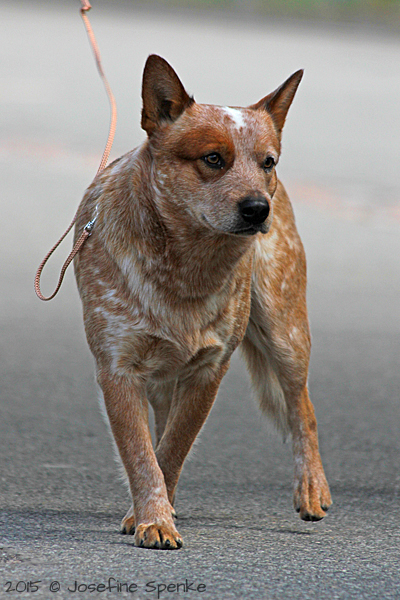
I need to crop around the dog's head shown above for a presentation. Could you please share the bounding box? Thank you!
[141,55,303,237]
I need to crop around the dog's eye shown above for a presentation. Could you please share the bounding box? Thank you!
[203,153,225,169]
[263,156,275,172]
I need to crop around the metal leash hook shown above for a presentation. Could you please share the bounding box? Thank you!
[34,0,117,301]
[84,204,99,236]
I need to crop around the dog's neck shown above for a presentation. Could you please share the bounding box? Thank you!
[157,215,254,299]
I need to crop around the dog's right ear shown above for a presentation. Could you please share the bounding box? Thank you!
[141,55,195,136]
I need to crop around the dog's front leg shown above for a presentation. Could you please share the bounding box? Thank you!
[99,372,182,549]
[155,362,230,506]
[241,335,332,521]
[287,386,332,521]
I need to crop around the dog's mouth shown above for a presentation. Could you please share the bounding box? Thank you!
[231,223,268,236]
[201,214,269,236]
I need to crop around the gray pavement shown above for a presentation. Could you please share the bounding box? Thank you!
[1,3,400,599]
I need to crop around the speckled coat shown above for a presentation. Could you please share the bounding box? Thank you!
[74,55,331,549]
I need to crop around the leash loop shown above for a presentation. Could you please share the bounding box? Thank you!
[34,0,117,301]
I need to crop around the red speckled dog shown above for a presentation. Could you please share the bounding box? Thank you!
[74,55,331,549]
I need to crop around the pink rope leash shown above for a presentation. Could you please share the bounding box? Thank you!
[34,0,117,301]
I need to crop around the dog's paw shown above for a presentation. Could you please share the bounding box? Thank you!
[120,505,178,535]
[293,468,332,522]
[134,522,183,550]
[120,516,136,535]
[120,505,136,535]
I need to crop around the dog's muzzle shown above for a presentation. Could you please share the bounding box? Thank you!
[232,194,270,235]
[238,195,270,226]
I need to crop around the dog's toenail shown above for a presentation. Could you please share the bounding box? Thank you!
[311,515,323,522]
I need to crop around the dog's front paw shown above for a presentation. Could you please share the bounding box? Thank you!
[120,505,178,535]
[293,465,332,521]
[134,522,183,550]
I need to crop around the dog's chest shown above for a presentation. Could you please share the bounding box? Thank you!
[85,265,251,382]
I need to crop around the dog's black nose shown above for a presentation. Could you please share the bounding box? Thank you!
[238,196,270,225]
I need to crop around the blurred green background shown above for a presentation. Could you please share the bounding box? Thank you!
[127,0,400,31]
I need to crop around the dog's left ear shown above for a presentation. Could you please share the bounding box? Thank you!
[141,55,195,136]
[250,70,304,136]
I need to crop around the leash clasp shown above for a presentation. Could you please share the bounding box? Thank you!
[84,204,99,236]
[84,218,96,235]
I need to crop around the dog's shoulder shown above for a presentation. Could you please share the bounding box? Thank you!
[77,143,166,258]
[250,179,308,320]
[253,179,305,267]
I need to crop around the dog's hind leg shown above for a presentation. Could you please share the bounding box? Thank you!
[155,362,230,506]
[147,380,176,448]
[240,334,289,437]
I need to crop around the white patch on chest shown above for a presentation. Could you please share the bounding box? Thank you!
[222,106,246,130]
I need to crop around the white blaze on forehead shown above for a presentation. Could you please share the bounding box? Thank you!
[222,106,246,130]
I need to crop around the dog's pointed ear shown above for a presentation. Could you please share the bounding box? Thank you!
[250,70,303,135]
[141,55,195,136]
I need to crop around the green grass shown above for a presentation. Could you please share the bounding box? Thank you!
[147,0,400,29]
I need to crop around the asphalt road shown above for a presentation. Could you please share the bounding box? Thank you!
[1,2,400,599]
